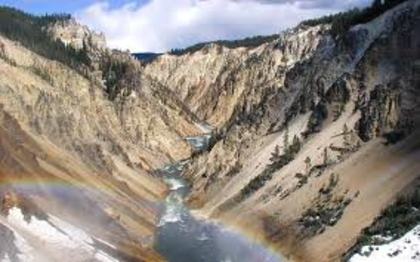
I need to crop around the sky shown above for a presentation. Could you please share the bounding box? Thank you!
[0,0,373,53]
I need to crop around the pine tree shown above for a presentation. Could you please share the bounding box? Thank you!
[323,147,329,166]
[343,124,351,147]
[0,7,89,73]
[290,135,301,155]
[372,0,383,9]
[270,145,280,163]
[283,125,289,154]
[304,157,312,173]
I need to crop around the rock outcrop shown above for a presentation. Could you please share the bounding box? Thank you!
[0,14,207,262]
[47,18,106,51]
[1,1,419,261]
[144,25,327,129]
[143,1,420,261]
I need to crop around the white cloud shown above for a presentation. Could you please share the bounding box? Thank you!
[75,0,371,53]
[245,0,371,9]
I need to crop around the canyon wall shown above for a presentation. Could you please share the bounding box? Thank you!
[0,1,419,261]
[144,1,420,261]
[0,16,209,261]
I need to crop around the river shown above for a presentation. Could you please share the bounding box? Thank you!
[154,161,284,262]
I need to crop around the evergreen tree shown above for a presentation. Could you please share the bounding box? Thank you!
[323,147,329,166]
[372,0,383,9]
[290,135,301,155]
[270,145,281,163]
[169,34,280,56]
[0,7,90,73]
[283,125,289,154]
[343,124,351,147]
[305,157,312,173]
[300,0,407,38]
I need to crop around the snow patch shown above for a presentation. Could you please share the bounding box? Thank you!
[7,207,93,252]
[350,225,420,262]
[5,208,120,262]
[94,250,119,262]
[13,228,36,262]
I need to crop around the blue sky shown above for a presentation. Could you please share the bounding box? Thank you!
[0,0,372,52]
[0,0,149,14]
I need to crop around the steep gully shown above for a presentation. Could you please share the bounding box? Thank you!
[154,129,284,262]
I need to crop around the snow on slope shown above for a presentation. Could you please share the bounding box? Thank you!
[350,225,420,262]
[1,208,119,262]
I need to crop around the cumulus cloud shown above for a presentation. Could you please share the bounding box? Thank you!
[76,0,371,53]
[246,0,371,9]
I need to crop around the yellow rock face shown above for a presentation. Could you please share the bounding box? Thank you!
[0,27,203,261]
[1,1,420,261]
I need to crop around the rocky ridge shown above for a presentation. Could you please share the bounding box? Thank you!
[143,1,420,261]
[0,1,419,261]
[0,12,209,262]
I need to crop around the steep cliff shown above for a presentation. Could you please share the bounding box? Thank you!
[0,11,208,262]
[1,1,419,261]
[144,1,420,261]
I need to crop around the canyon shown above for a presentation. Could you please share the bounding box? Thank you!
[0,0,420,261]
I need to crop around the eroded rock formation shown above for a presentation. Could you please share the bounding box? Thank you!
[1,1,419,261]
[143,1,420,261]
